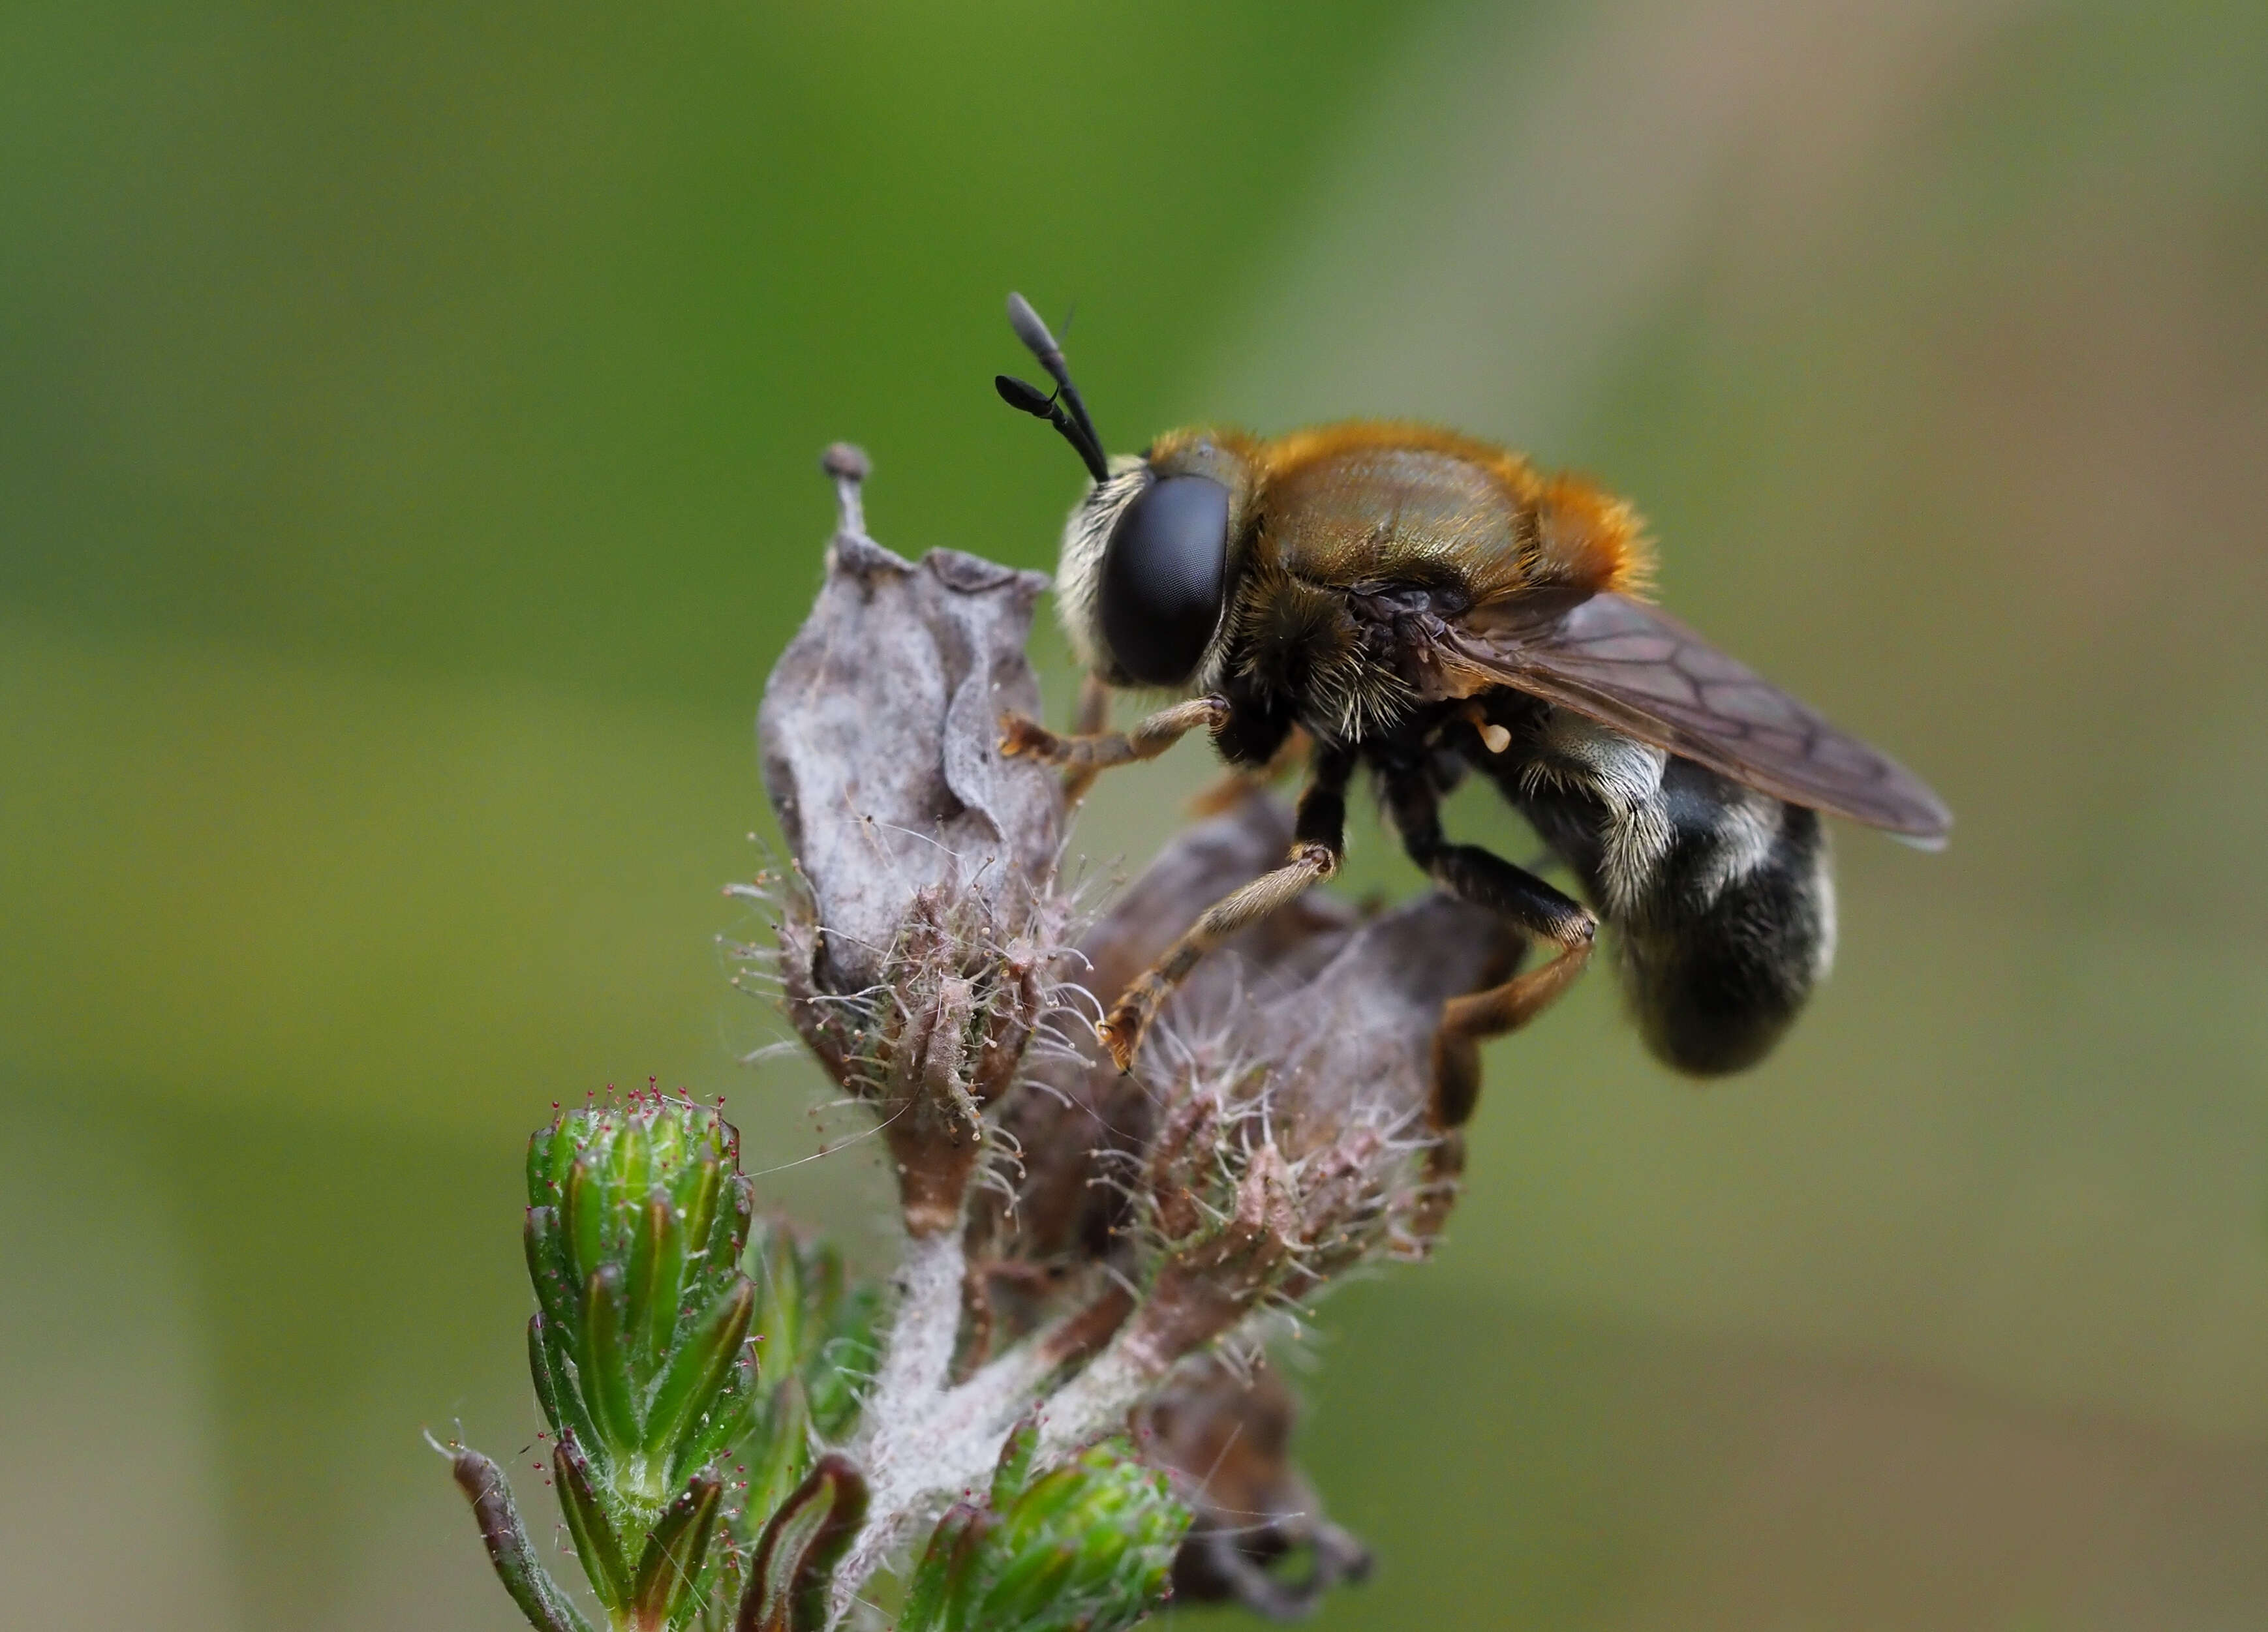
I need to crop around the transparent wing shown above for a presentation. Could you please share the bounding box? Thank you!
[1445,591,1952,843]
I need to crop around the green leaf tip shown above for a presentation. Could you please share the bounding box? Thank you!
[737,1454,868,1632]
[525,1205,578,1337]
[450,1444,598,1632]
[748,1224,880,1442]
[633,1467,728,1629]
[581,1263,643,1457]
[647,1275,758,1462]
[553,1432,633,1610]
[989,1418,1041,1509]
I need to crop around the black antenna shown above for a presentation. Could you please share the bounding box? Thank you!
[994,291,1110,483]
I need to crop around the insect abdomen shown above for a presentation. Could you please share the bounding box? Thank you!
[1619,773,1833,1075]
[1510,716,1836,1076]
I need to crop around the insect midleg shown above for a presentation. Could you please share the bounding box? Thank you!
[997,691,1229,776]
[1095,744,1355,1072]
[1382,766,1597,1126]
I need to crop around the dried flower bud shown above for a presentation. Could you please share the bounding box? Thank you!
[1027,796,1522,1454]
[1127,805,1518,1346]
[1140,1354,1370,1620]
[975,794,1361,1277]
[756,449,1076,1234]
[985,793,1518,1393]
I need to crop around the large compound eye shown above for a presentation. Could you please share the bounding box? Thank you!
[1098,475,1231,686]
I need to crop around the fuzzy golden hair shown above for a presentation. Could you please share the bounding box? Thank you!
[1152,420,1653,605]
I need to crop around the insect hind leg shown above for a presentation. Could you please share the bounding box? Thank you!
[1383,767,1597,1126]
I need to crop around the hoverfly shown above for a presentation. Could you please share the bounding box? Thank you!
[993,294,1948,1120]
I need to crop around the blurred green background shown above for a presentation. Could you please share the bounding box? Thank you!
[4,1,2266,1627]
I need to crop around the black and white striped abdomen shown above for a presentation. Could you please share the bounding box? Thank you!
[1505,708,1837,1076]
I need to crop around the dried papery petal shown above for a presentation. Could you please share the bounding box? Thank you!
[759,483,1059,991]
[757,450,1077,1233]
[1139,1355,1370,1621]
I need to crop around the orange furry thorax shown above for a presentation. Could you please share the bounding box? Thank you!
[1152,419,1653,601]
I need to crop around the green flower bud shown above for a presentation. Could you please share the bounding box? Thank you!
[521,1095,757,1509]
[898,1430,1192,1632]
[457,1091,773,1631]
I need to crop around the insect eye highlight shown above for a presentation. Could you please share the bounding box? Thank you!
[1099,474,1230,687]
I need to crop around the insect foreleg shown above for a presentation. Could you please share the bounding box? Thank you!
[998,690,1229,778]
[1096,744,1355,1072]
[1383,768,1597,1126]
[1057,670,1115,805]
